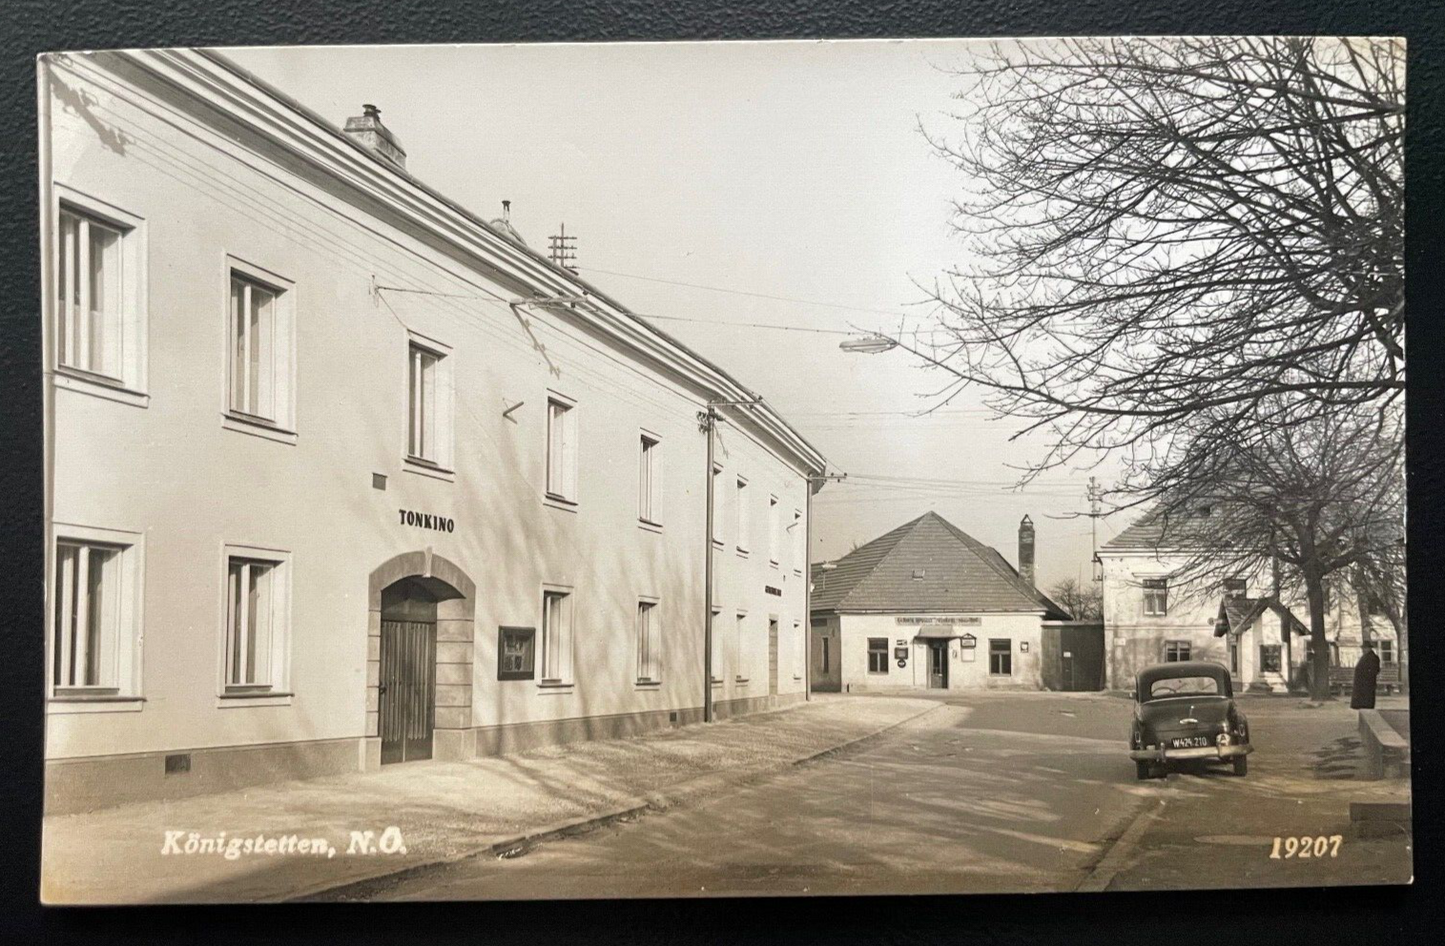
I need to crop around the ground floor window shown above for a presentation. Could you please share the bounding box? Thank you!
[541,589,573,684]
[867,637,888,673]
[1259,644,1283,674]
[1228,638,1239,674]
[225,553,290,691]
[636,600,660,682]
[989,638,1012,675]
[1164,640,1191,663]
[498,626,535,680]
[1376,640,1395,664]
[821,635,830,673]
[52,541,123,692]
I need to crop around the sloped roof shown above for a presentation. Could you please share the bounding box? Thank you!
[1103,504,1221,551]
[811,512,1070,618]
[1213,596,1309,638]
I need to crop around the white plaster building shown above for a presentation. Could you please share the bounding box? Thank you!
[809,513,1070,692]
[1099,509,1398,691]
[40,49,826,812]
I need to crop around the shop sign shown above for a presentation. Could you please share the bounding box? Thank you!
[959,633,977,648]
[399,509,456,533]
[895,615,981,626]
[765,585,783,597]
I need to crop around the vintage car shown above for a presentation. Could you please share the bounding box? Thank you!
[1129,661,1252,780]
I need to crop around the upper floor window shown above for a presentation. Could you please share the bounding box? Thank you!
[735,477,749,553]
[54,192,146,401]
[639,433,661,525]
[546,395,578,502]
[50,525,142,701]
[404,332,453,474]
[711,465,724,545]
[228,267,295,429]
[768,496,780,565]
[1143,578,1169,616]
[791,508,804,572]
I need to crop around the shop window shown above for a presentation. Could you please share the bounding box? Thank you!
[638,433,661,525]
[1259,644,1283,674]
[541,589,574,684]
[224,552,290,692]
[1164,640,1192,663]
[1143,578,1169,616]
[636,600,661,683]
[989,638,1012,676]
[498,626,535,680]
[867,637,888,673]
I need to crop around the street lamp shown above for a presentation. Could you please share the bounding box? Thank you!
[839,334,898,354]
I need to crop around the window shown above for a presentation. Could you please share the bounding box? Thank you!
[989,639,1012,676]
[1164,640,1192,663]
[735,612,748,681]
[224,554,290,692]
[1229,638,1239,674]
[498,626,536,681]
[1142,578,1169,616]
[541,590,573,684]
[1223,577,1247,598]
[768,496,780,565]
[710,607,723,682]
[821,635,830,673]
[867,637,888,673]
[638,433,661,524]
[1259,644,1283,674]
[228,270,294,428]
[636,600,660,682]
[57,207,124,379]
[791,509,804,573]
[546,395,578,501]
[400,336,457,474]
[793,620,803,679]
[711,465,724,545]
[735,477,749,552]
[52,541,122,692]
[1377,640,1395,665]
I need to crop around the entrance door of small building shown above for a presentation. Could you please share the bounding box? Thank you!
[379,579,438,764]
[768,617,779,696]
[928,641,949,689]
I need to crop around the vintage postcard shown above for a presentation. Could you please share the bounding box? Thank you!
[37,37,1410,903]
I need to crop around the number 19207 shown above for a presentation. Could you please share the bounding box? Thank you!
[1270,835,1343,859]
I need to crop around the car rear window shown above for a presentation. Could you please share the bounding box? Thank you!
[1148,675,1222,699]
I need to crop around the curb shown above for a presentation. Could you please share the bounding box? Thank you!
[287,700,941,902]
[1074,797,1166,893]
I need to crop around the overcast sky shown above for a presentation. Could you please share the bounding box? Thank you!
[226,39,1126,591]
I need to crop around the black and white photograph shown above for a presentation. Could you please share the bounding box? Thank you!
[31,34,1412,904]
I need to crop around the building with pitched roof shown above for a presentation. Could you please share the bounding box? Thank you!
[809,512,1074,692]
[1098,506,1396,691]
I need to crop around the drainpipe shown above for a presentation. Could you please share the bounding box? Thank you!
[701,404,716,723]
[804,474,813,701]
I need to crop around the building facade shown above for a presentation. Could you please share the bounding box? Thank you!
[809,513,1071,693]
[1099,510,1398,691]
[40,49,826,813]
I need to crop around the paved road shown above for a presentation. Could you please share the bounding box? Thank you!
[351,692,1410,900]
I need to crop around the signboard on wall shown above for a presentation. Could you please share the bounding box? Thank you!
[959,633,977,648]
[896,615,982,626]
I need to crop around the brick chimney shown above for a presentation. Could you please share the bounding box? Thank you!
[1018,515,1036,587]
[343,104,407,170]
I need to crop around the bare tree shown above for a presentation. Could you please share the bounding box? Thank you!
[902,36,1404,467]
[1048,576,1103,622]
[1125,403,1403,701]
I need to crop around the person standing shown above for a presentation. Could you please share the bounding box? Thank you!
[1351,641,1382,709]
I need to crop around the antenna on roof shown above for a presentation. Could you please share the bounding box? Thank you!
[548,223,577,272]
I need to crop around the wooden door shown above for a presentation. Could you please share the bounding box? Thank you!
[379,619,436,764]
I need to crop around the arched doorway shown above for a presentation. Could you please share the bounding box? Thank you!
[368,551,475,765]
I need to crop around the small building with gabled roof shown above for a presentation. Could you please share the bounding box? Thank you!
[809,512,1073,692]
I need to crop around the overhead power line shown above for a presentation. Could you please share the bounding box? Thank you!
[574,265,923,320]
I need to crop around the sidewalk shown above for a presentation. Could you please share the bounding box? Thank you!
[41,695,937,904]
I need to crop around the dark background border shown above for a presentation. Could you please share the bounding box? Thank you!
[2,2,1439,943]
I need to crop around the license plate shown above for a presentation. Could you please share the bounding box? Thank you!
[1171,736,1210,749]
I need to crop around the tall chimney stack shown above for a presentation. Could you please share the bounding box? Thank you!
[1018,515,1036,587]
[343,104,407,170]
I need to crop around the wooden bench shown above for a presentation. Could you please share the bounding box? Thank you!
[1328,664,1402,695]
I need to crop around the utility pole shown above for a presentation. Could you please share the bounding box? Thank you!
[547,223,577,271]
[1088,476,1103,584]
[803,471,846,702]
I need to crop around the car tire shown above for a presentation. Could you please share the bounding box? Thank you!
[1233,757,1248,777]
[1136,761,1152,780]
